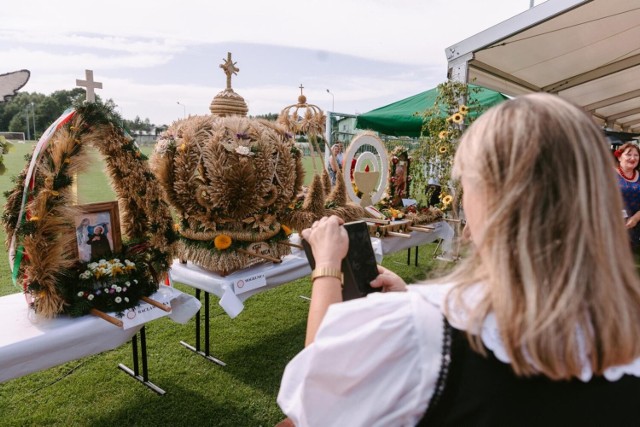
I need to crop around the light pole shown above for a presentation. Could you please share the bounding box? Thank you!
[30,102,36,139]
[24,107,31,140]
[326,89,334,112]
[176,101,186,118]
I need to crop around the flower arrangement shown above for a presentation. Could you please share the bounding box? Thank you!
[66,257,157,317]
[410,81,488,215]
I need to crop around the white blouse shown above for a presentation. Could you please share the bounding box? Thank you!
[277,283,640,426]
[277,284,448,427]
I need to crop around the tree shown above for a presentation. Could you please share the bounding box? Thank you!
[0,89,156,140]
[251,113,278,121]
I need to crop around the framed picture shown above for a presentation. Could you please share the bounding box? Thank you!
[73,201,122,262]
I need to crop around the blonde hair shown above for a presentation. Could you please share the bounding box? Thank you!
[447,93,640,379]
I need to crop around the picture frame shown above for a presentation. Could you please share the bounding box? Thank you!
[73,201,122,262]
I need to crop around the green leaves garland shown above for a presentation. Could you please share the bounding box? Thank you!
[410,81,484,213]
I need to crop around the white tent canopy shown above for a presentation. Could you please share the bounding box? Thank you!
[446,0,640,132]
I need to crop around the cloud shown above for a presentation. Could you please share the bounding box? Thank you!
[1,0,537,125]
[0,30,185,55]
[3,47,174,72]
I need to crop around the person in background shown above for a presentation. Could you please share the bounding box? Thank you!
[277,94,640,426]
[615,141,640,251]
[326,143,341,186]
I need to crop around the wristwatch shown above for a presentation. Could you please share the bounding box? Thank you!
[311,267,343,284]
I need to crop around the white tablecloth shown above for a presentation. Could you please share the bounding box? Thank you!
[0,286,200,383]
[170,243,311,318]
[372,220,454,258]
[170,221,454,318]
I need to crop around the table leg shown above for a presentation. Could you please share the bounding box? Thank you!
[432,238,443,257]
[118,326,166,395]
[180,289,225,366]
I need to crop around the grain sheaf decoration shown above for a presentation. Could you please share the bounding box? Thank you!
[2,101,176,318]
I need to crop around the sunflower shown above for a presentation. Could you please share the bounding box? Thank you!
[439,145,448,154]
[451,113,464,124]
[458,105,469,114]
[214,234,233,250]
[281,224,292,236]
[441,195,453,205]
[438,130,448,140]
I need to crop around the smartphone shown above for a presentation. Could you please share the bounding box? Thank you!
[302,220,380,300]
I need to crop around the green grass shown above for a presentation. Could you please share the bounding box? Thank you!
[0,143,450,426]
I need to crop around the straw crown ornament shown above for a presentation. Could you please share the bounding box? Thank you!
[151,53,304,275]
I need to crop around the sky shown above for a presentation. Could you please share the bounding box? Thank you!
[2,0,542,126]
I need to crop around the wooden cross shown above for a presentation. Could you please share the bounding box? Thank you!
[220,52,239,90]
[299,84,304,95]
[75,69,103,102]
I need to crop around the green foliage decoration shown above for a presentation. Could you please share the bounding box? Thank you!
[410,81,485,213]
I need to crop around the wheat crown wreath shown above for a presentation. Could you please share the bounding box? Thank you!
[2,100,176,318]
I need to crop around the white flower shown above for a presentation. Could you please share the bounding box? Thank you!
[87,294,94,301]
[111,284,117,289]
[125,281,131,286]
[235,146,251,156]
[115,297,122,303]
[133,279,138,284]
[116,286,122,293]
[124,297,130,302]
[77,291,84,297]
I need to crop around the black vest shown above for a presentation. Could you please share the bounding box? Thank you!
[419,319,640,426]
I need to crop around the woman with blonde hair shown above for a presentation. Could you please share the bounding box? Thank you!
[277,93,640,426]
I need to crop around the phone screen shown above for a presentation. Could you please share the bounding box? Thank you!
[343,221,380,298]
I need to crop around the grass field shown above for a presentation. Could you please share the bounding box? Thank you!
[0,143,451,426]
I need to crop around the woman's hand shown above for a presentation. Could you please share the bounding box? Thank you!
[301,216,349,346]
[300,215,348,269]
[369,265,407,293]
[626,213,640,229]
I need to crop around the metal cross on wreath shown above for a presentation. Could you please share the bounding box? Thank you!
[76,69,103,102]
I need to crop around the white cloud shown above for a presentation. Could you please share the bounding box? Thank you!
[3,47,173,73]
[1,0,542,125]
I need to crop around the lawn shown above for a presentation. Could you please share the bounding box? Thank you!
[0,142,451,426]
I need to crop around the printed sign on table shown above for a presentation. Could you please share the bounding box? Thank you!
[233,273,266,295]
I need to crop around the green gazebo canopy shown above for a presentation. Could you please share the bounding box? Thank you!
[355,84,509,138]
